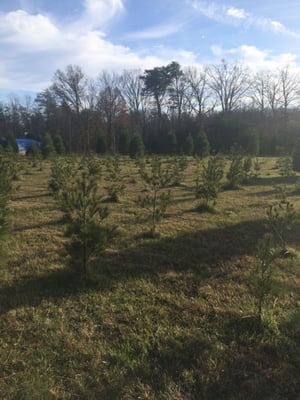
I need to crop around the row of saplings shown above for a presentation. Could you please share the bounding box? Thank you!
[0,152,298,325]
[48,153,298,321]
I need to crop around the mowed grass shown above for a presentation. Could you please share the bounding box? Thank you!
[0,155,299,399]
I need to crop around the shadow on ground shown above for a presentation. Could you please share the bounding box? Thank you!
[0,218,269,315]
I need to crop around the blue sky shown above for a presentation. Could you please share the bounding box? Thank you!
[0,0,300,99]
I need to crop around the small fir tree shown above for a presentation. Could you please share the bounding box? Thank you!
[196,154,224,211]
[194,130,210,158]
[137,157,172,237]
[53,163,116,276]
[104,156,125,202]
[167,130,178,155]
[253,157,261,178]
[49,158,76,201]
[53,134,66,155]
[129,135,144,158]
[26,143,41,158]
[225,153,245,189]
[41,133,56,158]
[276,156,294,177]
[6,134,19,153]
[267,199,297,254]
[248,233,280,321]
[169,156,188,186]
[183,134,194,156]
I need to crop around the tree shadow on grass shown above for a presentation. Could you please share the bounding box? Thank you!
[0,218,269,315]
[247,176,299,187]
[98,310,300,400]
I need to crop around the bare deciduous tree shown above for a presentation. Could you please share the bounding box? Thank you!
[97,71,126,153]
[208,59,250,112]
[185,65,212,118]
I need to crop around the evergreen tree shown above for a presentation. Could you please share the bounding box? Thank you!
[194,130,210,157]
[104,156,125,202]
[167,130,178,155]
[41,133,56,158]
[226,153,245,189]
[248,233,280,321]
[129,135,144,158]
[6,134,18,153]
[53,164,116,276]
[53,134,66,155]
[26,143,41,158]
[196,154,224,210]
[183,134,194,156]
[138,157,172,237]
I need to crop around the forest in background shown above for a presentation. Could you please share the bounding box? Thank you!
[1,60,300,156]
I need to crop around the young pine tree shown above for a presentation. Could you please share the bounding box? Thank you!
[169,156,188,186]
[267,199,297,255]
[194,130,210,158]
[104,156,125,202]
[49,158,76,201]
[53,134,66,155]
[138,157,172,237]
[248,233,280,321]
[129,135,144,159]
[41,133,56,158]
[58,169,116,276]
[196,154,224,211]
[183,134,194,156]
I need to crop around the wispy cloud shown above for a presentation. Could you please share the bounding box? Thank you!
[81,0,125,28]
[188,0,300,37]
[125,21,185,40]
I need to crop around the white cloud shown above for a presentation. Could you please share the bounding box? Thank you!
[226,7,247,19]
[210,44,298,72]
[82,0,125,28]
[189,1,221,20]
[0,10,61,50]
[0,2,196,93]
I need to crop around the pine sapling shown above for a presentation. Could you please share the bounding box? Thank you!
[137,157,172,237]
[169,156,188,186]
[54,161,116,277]
[267,199,297,255]
[49,158,76,201]
[226,154,245,189]
[104,156,125,202]
[248,233,280,321]
[276,156,294,177]
[196,154,224,211]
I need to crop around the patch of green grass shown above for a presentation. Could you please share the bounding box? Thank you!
[0,156,299,399]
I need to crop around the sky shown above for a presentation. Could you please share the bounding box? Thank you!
[0,0,300,100]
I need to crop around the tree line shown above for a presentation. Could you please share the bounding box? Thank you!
[1,60,300,156]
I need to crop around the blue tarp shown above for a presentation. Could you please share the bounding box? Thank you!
[16,139,41,152]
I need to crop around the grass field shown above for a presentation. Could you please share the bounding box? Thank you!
[0,155,299,399]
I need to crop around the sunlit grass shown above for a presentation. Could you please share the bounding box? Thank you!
[0,155,299,399]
